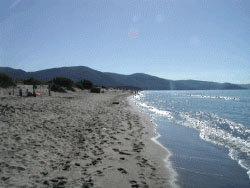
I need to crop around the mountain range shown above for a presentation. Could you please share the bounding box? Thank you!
[0,66,248,90]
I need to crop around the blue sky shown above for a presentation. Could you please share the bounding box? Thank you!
[0,0,250,84]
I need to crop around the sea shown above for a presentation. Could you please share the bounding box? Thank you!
[133,90,250,188]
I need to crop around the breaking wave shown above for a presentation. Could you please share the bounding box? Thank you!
[133,92,250,179]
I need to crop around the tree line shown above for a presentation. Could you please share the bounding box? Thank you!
[0,73,98,92]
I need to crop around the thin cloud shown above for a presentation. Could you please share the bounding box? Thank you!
[9,0,22,10]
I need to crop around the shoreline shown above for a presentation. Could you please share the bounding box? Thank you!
[130,90,250,188]
[0,88,178,188]
[127,95,179,188]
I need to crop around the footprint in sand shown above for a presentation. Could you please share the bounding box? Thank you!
[117,168,128,174]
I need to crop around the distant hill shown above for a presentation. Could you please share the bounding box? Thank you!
[172,80,244,90]
[0,66,120,87]
[239,84,250,89]
[104,73,172,90]
[0,66,248,90]
[0,67,28,80]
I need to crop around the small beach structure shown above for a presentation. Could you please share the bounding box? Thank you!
[90,87,101,93]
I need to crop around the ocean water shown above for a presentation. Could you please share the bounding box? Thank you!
[133,90,250,188]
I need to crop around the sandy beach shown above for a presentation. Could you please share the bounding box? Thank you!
[0,87,178,188]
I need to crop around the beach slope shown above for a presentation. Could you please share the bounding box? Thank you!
[0,89,177,188]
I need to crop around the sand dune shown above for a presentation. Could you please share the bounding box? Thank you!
[0,88,177,188]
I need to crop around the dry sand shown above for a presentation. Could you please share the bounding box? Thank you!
[0,86,178,188]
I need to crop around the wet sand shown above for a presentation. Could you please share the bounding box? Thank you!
[0,87,178,188]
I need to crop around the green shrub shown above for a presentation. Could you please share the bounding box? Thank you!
[50,77,75,92]
[79,80,93,89]
[53,77,73,88]
[50,84,66,93]
[75,82,84,90]
[0,73,16,88]
[23,77,41,85]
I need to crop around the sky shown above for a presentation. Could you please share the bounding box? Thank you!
[0,0,250,84]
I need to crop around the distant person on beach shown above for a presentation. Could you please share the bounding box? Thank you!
[26,89,28,97]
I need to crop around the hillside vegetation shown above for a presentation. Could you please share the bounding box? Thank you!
[0,73,16,88]
[0,66,248,90]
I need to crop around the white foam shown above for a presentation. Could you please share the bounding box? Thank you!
[177,113,250,179]
[130,94,180,188]
[150,122,180,188]
[135,101,174,120]
[133,91,250,179]
[133,92,144,100]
